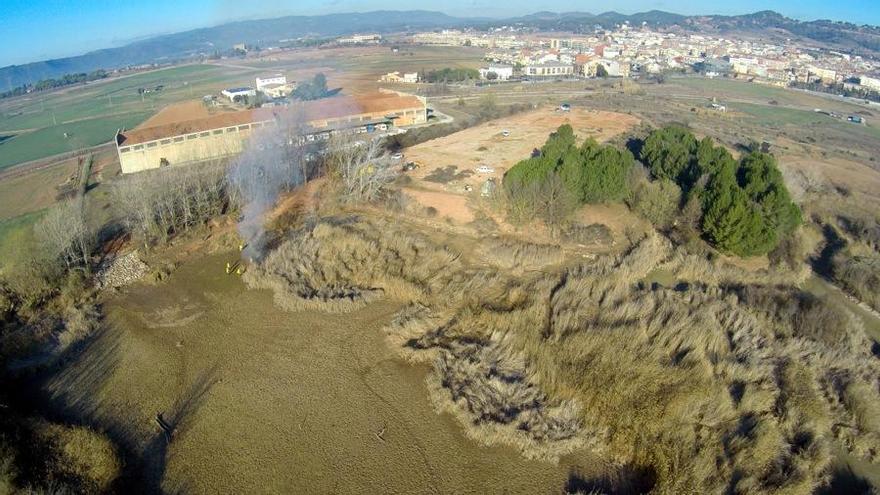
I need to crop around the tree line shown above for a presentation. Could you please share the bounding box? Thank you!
[1,70,109,99]
[420,68,480,83]
[789,80,880,104]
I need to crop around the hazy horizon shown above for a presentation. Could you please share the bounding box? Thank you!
[2,0,879,68]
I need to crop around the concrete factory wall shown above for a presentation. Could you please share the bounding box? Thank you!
[117,124,257,173]
[116,91,428,174]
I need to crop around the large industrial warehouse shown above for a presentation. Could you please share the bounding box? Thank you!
[115,91,427,174]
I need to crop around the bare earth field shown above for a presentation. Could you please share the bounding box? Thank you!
[400,107,640,229]
[47,251,590,493]
[136,100,238,129]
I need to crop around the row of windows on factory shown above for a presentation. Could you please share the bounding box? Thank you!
[119,120,275,153]
[119,107,421,154]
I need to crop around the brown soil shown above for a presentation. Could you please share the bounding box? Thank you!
[405,108,638,189]
[403,188,475,224]
[780,153,880,201]
[136,101,236,130]
[47,250,593,493]
[398,107,639,230]
[576,203,650,247]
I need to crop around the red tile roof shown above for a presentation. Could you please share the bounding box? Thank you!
[118,93,424,146]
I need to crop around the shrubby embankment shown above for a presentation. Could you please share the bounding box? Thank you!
[247,210,880,493]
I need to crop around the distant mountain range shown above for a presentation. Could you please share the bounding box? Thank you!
[3,9,880,89]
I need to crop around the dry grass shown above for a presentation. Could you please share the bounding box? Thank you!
[249,214,880,493]
[479,236,565,272]
[0,441,15,495]
[31,420,121,494]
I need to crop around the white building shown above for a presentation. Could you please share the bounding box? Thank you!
[598,60,628,77]
[807,65,837,83]
[221,87,256,102]
[479,64,514,81]
[255,75,286,91]
[524,62,574,78]
[860,76,880,92]
[338,34,381,44]
[378,72,420,83]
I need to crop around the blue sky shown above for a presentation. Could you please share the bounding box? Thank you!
[2,0,879,67]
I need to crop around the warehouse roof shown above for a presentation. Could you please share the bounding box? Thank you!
[118,92,424,147]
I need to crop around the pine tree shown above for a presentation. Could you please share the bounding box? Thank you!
[641,126,698,182]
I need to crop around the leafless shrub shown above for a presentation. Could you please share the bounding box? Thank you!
[326,134,399,203]
[733,285,856,349]
[426,338,591,461]
[831,252,880,310]
[112,161,230,247]
[35,198,94,271]
[55,303,100,353]
[562,223,613,247]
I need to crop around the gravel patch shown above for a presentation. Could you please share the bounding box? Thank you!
[96,251,149,289]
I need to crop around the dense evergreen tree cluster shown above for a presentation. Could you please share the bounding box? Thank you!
[291,73,335,101]
[641,126,801,256]
[505,124,634,203]
[420,68,480,83]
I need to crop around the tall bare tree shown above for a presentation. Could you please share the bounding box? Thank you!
[326,134,399,203]
[112,160,230,248]
[35,197,93,271]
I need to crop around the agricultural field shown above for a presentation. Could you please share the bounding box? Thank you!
[211,45,486,94]
[0,210,44,273]
[0,112,151,170]
[0,45,485,173]
[0,64,264,170]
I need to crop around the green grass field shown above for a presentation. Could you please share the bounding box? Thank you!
[729,102,828,126]
[0,112,152,170]
[0,64,265,170]
[0,210,43,273]
[0,65,252,132]
[672,77,795,102]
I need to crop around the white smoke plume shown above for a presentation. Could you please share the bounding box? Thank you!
[228,107,313,261]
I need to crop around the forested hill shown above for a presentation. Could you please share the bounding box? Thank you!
[4,9,879,89]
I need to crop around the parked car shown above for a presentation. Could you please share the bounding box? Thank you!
[559,103,571,112]
[501,129,510,137]
[391,152,404,160]
[475,165,495,174]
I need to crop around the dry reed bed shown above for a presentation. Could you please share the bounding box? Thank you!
[251,215,880,494]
